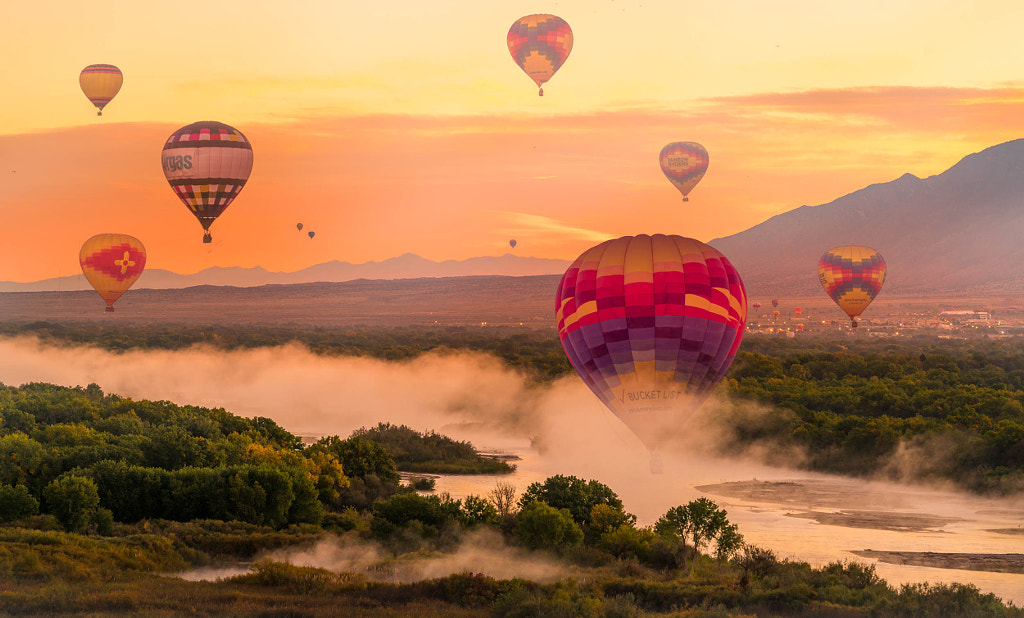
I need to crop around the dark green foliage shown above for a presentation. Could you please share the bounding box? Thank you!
[311,435,400,485]
[0,483,39,522]
[42,474,100,533]
[370,492,462,541]
[515,500,584,551]
[725,338,1024,493]
[352,422,516,474]
[519,475,627,529]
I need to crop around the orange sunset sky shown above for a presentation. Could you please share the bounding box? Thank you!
[3,1,1024,282]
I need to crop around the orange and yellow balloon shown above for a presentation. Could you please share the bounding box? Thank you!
[507,14,573,96]
[79,234,146,312]
[79,64,123,116]
[659,142,709,202]
[818,246,886,328]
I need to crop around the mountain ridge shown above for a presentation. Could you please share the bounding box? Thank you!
[0,253,572,293]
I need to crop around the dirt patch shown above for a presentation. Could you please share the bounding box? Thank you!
[987,528,1024,536]
[697,479,913,510]
[851,550,1024,574]
[786,510,959,532]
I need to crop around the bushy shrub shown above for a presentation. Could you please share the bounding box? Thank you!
[43,475,100,533]
[515,501,583,551]
[0,484,40,522]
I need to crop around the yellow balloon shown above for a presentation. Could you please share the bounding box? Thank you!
[79,64,123,116]
[79,234,146,311]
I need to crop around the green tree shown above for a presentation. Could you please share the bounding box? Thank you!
[655,498,741,575]
[44,474,101,533]
[518,475,625,528]
[0,483,39,522]
[0,433,46,486]
[515,500,583,551]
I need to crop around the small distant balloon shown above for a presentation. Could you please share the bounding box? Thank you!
[771,299,779,308]
[308,231,315,239]
[509,239,517,248]
[507,14,573,96]
[297,223,303,231]
[819,246,886,328]
[161,121,253,244]
[794,307,803,315]
[79,64,123,116]
[659,142,709,202]
[79,233,146,312]
[753,301,762,309]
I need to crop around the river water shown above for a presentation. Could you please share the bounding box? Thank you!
[431,440,1024,606]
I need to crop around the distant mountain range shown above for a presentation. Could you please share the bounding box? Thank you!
[8,140,1024,298]
[0,254,572,293]
[710,139,1024,296]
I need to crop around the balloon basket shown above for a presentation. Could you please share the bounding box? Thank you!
[105,306,114,312]
[538,88,544,97]
[683,197,689,202]
[203,233,212,244]
[649,453,664,475]
[97,111,102,116]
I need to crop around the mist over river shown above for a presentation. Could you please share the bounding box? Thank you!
[2,337,1022,604]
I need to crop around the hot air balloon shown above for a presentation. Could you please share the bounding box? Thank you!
[161,121,253,243]
[818,246,886,328]
[79,64,123,116]
[556,234,747,469]
[308,231,315,239]
[771,310,780,321]
[794,307,803,315]
[753,301,762,310]
[509,239,517,248]
[659,142,709,202]
[507,14,573,96]
[79,234,146,312]
[771,299,779,308]
[297,223,303,231]
[796,323,804,332]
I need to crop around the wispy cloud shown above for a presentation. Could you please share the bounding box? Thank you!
[503,213,612,243]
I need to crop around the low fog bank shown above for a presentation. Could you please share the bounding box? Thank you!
[175,529,569,584]
[3,335,1022,523]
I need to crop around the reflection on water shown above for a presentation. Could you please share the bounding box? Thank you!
[431,442,1024,605]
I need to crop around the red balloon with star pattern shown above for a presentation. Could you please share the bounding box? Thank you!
[79,233,146,311]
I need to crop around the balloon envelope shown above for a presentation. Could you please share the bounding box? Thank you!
[509,239,517,248]
[161,121,253,243]
[308,231,315,239]
[659,142,708,202]
[794,307,803,315]
[297,223,303,231]
[771,299,779,307]
[507,14,573,96]
[818,246,886,327]
[556,234,747,451]
[79,64,123,116]
[753,301,762,309]
[79,233,146,311]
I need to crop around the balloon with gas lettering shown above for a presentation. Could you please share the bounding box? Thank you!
[79,233,146,312]
[79,64,123,116]
[659,142,709,202]
[161,121,253,244]
[818,246,886,328]
[308,231,315,239]
[296,223,303,231]
[507,14,573,96]
[509,239,517,248]
[556,234,747,455]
